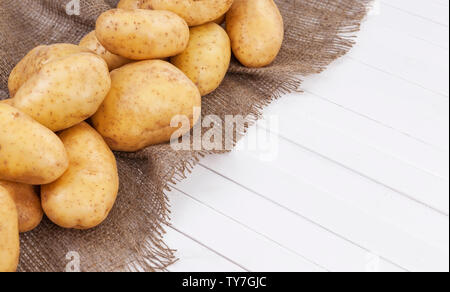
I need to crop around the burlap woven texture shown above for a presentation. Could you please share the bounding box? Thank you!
[0,0,370,272]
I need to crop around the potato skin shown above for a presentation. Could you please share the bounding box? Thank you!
[0,186,20,272]
[141,0,233,26]
[10,52,111,132]
[8,44,90,97]
[117,0,141,9]
[226,0,284,68]
[0,180,43,233]
[0,104,69,185]
[171,23,231,96]
[41,122,119,230]
[92,60,201,152]
[0,99,13,105]
[95,9,189,60]
[213,14,226,25]
[79,31,132,71]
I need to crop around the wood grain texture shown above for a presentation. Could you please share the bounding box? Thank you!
[164,2,449,272]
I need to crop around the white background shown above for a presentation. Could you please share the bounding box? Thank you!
[163,0,450,272]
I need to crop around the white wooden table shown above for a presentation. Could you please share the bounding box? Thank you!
[164,0,450,272]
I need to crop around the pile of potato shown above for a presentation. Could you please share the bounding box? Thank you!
[0,0,283,272]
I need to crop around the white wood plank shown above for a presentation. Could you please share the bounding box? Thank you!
[257,97,449,247]
[380,0,449,26]
[171,166,404,272]
[164,227,245,272]
[432,0,449,7]
[162,0,450,272]
[373,2,449,49]
[167,189,326,272]
[262,93,448,180]
[301,57,449,150]
[351,15,449,97]
[258,95,449,215]
[199,129,449,271]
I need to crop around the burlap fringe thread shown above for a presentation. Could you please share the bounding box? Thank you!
[0,0,371,272]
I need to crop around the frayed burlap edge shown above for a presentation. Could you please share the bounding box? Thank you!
[0,0,372,272]
[121,0,373,271]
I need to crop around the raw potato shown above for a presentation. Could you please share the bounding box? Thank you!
[0,186,20,272]
[92,60,201,152]
[8,44,90,97]
[213,14,226,25]
[41,122,119,230]
[96,9,189,60]
[226,0,284,68]
[117,0,141,9]
[9,52,111,132]
[79,31,132,71]
[140,0,234,26]
[0,99,13,105]
[0,104,69,185]
[171,23,231,96]
[0,180,43,233]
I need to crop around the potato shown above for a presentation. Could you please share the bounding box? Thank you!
[9,52,111,132]
[41,122,119,230]
[140,0,233,26]
[96,9,189,60]
[8,44,90,97]
[0,104,69,185]
[0,186,20,272]
[92,60,201,152]
[79,31,132,71]
[0,99,13,105]
[171,23,231,96]
[226,0,284,68]
[117,0,141,9]
[213,14,226,25]
[0,180,43,233]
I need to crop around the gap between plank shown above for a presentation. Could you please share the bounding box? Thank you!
[170,186,330,272]
[195,164,409,272]
[261,130,449,217]
[368,2,449,49]
[346,56,449,99]
[303,89,448,154]
[167,225,251,272]
[380,1,449,27]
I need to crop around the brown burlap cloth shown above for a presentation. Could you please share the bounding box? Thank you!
[0,0,370,271]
